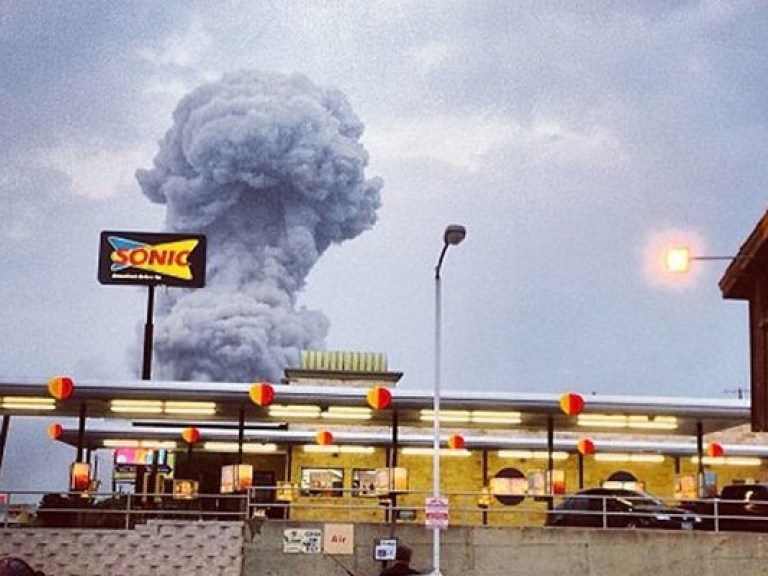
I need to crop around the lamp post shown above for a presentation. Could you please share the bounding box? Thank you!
[431,224,466,576]
[664,244,738,489]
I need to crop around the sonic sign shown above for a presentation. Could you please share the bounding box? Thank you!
[98,231,206,288]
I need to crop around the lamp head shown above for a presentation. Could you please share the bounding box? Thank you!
[444,224,466,246]
[664,246,692,273]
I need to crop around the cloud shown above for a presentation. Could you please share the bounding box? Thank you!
[408,40,454,72]
[44,141,155,200]
[137,15,212,68]
[366,114,628,173]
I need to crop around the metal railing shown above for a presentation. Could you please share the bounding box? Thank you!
[2,487,768,533]
[1,490,248,529]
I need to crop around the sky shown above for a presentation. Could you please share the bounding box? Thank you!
[1,1,767,490]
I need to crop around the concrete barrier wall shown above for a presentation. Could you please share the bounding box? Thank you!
[243,521,768,576]
[0,520,243,576]
[5,520,768,576]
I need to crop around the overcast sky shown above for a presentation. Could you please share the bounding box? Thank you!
[1,1,767,490]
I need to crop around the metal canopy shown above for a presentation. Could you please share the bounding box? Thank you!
[53,425,768,457]
[0,378,749,437]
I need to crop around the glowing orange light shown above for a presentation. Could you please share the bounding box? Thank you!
[316,430,334,445]
[577,438,595,455]
[248,382,275,406]
[47,423,63,440]
[447,434,465,450]
[706,442,724,458]
[47,376,74,401]
[181,427,201,444]
[366,386,392,410]
[70,462,90,492]
[559,393,585,416]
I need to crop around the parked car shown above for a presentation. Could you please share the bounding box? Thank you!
[0,557,45,576]
[678,484,768,532]
[546,488,701,530]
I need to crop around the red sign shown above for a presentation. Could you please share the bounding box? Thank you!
[425,497,449,530]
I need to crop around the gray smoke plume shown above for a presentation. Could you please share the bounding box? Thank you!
[135,71,382,382]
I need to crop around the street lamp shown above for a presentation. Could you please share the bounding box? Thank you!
[664,246,735,273]
[431,224,466,576]
[663,244,739,484]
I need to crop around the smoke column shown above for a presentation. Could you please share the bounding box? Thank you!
[136,71,382,382]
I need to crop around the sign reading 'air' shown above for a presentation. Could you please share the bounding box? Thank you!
[98,230,207,288]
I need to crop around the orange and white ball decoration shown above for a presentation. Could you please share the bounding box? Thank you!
[559,392,585,416]
[181,427,201,445]
[577,438,595,456]
[316,430,334,446]
[366,386,392,410]
[47,376,74,401]
[447,434,465,450]
[249,382,275,406]
[706,442,724,458]
[47,423,64,440]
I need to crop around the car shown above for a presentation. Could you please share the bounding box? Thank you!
[679,483,768,532]
[0,557,45,576]
[545,488,702,530]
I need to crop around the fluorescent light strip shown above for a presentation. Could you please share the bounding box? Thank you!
[471,411,522,424]
[401,447,472,457]
[111,399,162,408]
[140,441,178,450]
[165,401,216,415]
[163,408,217,415]
[103,439,177,449]
[103,440,139,448]
[577,414,678,430]
[420,410,522,424]
[578,420,626,429]
[203,442,278,453]
[626,421,678,430]
[420,410,471,423]
[627,415,678,430]
[110,407,164,414]
[268,405,321,418]
[690,456,762,467]
[2,397,56,410]
[110,400,216,415]
[340,446,375,454]
[303,445,375,454]
[498,450,569,460]
[110,399,163,414]
[321,407,372,421]
[594,453,665,463]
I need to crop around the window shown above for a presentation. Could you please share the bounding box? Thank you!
[300,467,344,497]
[491,468,526,506]
[352,469,380,497]
[352,467,409,497]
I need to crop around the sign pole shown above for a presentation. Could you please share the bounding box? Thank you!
[98,230,208,382]
[0,415,10,480]
[141,284,155,381]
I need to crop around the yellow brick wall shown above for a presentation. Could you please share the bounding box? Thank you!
[286,448,768,526]
[394,452,486,527]
[290,448,389,523]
